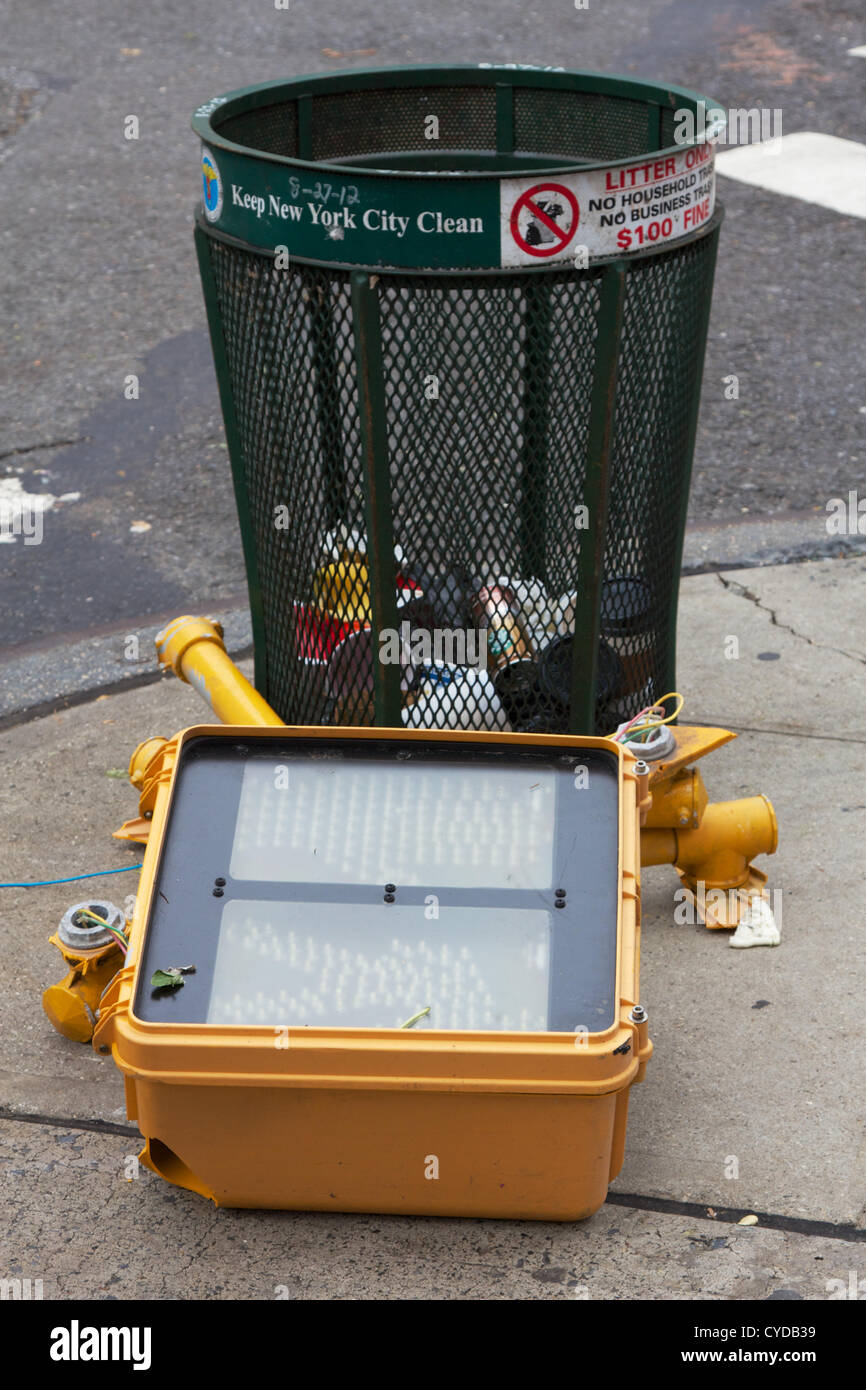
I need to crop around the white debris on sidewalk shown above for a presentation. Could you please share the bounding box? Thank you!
[730,891,781,949]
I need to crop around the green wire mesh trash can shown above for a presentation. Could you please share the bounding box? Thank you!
[193,64,724,734]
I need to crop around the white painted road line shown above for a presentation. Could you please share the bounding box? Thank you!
[847,45,866,57]
[717,132,866,220]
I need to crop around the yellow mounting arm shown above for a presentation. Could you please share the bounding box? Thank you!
[113,616,284,845]
[154,616,284,726]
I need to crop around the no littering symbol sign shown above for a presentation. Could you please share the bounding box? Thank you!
[509,181,580,258]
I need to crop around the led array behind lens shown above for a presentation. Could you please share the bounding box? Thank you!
[208,901,550,1031]
[230,759,555,889]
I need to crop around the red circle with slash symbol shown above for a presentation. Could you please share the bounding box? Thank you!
[510,182,580,258]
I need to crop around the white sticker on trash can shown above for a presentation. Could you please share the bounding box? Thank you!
[500,143,716,265]
[508,182,581,259]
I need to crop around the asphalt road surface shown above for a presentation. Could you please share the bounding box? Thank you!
[1,0,863,655]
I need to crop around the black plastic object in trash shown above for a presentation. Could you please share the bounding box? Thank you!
[539,636,624,733]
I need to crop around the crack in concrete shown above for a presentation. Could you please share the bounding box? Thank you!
[0,437,89,463]
[715,572,866,667]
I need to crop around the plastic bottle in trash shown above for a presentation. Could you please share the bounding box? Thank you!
[494,576,575,650]
[470,585,534,672]
[402,662,511,731]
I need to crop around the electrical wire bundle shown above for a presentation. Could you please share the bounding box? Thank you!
[609,691,684,747]
[74,907,129,956]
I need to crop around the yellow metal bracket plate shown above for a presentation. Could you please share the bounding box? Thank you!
[647,725,736,782]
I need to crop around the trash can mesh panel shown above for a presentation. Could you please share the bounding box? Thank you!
[201,218,719,732]
[310,86,498,162]
[378,273,598,575]
[211,83,672,167]
[218,101,299,159]
[207,239,367,723]
[603,230,720,715]
[375,272,602,730]
[512,88,657,162]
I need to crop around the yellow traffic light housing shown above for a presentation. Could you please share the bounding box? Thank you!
[92,723,650,1220]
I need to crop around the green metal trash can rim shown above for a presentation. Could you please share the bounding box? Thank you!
[192,64,727,178]
[193,64,726,271]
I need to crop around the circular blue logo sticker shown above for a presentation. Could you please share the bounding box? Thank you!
[201,146,223,222]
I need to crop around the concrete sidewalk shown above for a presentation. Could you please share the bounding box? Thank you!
[1,554,864,1300]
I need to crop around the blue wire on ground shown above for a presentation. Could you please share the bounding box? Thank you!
[0,865,143,888]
